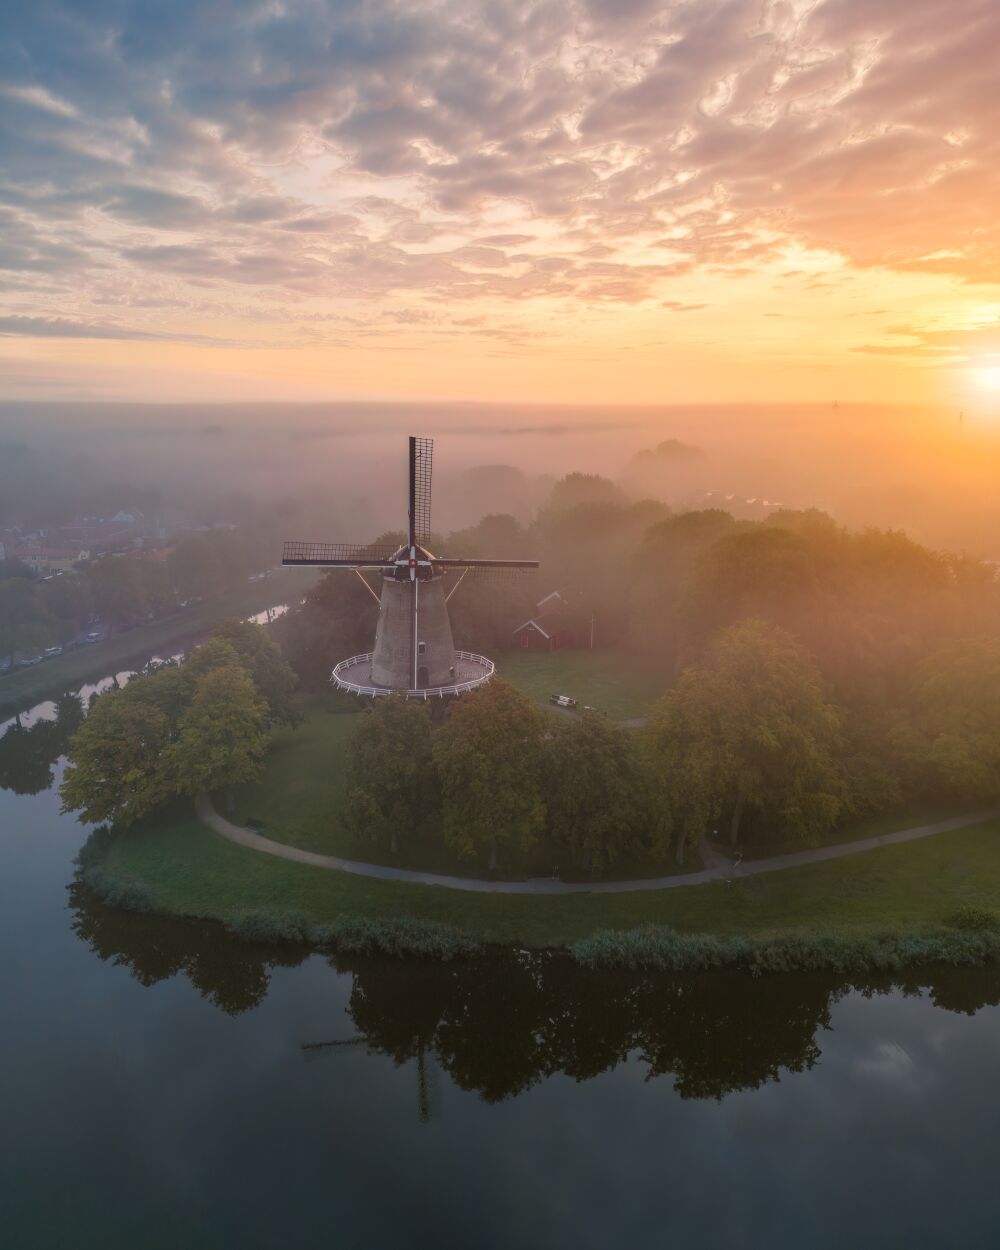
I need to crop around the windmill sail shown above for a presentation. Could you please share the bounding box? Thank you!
[282,541,397,567]
[411,436,433,547]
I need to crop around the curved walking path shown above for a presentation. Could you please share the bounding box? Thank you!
[196,795,1000,896]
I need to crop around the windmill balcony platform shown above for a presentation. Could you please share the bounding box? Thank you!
[331,650,496,699]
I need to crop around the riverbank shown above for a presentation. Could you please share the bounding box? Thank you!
[0,567,316,715]
[81,806,1000,958]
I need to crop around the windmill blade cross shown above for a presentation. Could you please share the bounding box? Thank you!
[282,541,397,567]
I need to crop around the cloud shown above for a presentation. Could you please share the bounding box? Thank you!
[0,315,237,345]
[852,320,1000,359]
[1,0,998,332]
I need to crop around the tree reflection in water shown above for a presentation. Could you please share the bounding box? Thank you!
[0,693,84,796]
[69,882,1000,1105]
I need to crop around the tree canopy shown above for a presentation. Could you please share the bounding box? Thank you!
[345,697,436,853]
[646,620,844,853]
[545,711,649,871]
[433,678,546,870]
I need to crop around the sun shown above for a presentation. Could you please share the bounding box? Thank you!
[974,364,1000,392]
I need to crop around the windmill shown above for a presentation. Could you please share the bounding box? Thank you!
[283,436,539,697]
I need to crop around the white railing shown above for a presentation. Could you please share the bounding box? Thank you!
[330,651,495,699]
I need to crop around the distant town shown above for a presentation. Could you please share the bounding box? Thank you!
[0,511,271,673]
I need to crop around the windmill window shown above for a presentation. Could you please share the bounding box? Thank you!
[418,641,426,654]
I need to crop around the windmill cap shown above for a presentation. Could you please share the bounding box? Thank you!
[383,542,442,579]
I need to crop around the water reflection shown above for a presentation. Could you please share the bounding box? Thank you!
[0,693,83,796]
[67,881,1000,1107]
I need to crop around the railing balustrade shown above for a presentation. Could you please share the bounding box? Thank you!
[330,651,495,699]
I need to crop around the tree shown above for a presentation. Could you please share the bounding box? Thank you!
[545,711,649,872]
[628,509,737,667]
[60,686,175,826]
[907,637,1000,801]
[546,473,624,513]
[272,570,379,688]
[169,666,267,809]
[38,574,93,646]
[433,679,546,870]
[0,577,52,663]
[345,698,436,853]
[207,620,299,726]
[135,559,176,617]
[86,557,149,631]
[168,529,250,603]
[643,691,723,864]
[647,620,844,853]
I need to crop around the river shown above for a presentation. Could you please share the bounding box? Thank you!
[2,632,1000,1248]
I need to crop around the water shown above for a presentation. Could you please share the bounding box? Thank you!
[2,650,1000,1247]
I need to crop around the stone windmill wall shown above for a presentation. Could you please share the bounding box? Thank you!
[371,575,456,689]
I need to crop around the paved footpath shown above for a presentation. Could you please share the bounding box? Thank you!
[196,795,1000,897]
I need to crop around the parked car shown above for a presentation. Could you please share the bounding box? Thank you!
[42,646,63,659]
[549,693,578,709]
[0,659,12,676]
[18,655,43,667]
[85,630,104,643]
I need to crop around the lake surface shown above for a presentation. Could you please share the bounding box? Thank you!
[3,651,1000,1248]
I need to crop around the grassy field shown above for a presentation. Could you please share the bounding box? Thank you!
[0,567,316,714]
[98,811,1000,948]
[495,648,668,721]
[231,698,688,881]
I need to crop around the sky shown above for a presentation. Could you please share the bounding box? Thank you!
[2,0,1000,407]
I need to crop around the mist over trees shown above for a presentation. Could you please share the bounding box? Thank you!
[270,456,1000,867]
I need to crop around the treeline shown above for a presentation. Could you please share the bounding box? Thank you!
[0,527,269,663]
[59,622,297,825]
[278,478,1000,686]
[347,612,1000,869]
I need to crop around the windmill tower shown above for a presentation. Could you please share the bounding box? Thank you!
[283,436,539,698]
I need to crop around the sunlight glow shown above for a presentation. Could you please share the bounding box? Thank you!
[975,365,1000,392]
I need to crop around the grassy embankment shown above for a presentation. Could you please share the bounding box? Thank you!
[81,644,1000,956]
[0,567,317,714]
[94,810,1000,949]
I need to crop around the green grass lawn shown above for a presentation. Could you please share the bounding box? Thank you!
[0,567,317,714]
[740,805,985,860]
[99,811,1000,948]
[495,648,668,721]
[230,698,690,882]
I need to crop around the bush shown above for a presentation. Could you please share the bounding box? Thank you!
[80,864,155,913]
[315,917,481,961]
[948,905,1000,932]
[222,913,480,958]
[571,924,1000,974]
[225,910,313,944]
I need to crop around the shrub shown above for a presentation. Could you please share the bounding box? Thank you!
[221,913,480,958]
[948,904,1000,932]
[225,910,313,943]
[315,917,481,961]
[571,924,1000,974]
[80,864,155,913]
